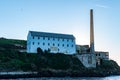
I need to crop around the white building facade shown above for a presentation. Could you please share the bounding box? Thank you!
[27,31,76,54]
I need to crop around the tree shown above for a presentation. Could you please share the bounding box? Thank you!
[44,49,51,54]
[37,47,43,54]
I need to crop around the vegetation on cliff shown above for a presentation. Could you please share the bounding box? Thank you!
[0,38,120,77]
[0,51,85,71]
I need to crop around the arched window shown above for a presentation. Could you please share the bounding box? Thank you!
[43,37,45,40]
[71,45,73,47]
[48,43,50,46]
[33,36,34,39]
[67,44,69,47]
[71,39,73,42]
[58,38,59,41]
[43,43,45,46]
[88,56,92,64]
[48,37,50,40]
[67,39,69,42]
[62,44,64,47]
[33,42,34,45]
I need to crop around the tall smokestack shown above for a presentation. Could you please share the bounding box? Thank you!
[90,9,95,53]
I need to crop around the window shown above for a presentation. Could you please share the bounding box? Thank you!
[48,37,50,40]
[62,44,64,47]
[62,39,64,41]
[53,43,55,46]
[71,39,73,42]
[38,42,40,45]
[67,39,69,42]
[58,44,59,46]
[33,42,34,45]
[71,45,73,47]
[88,56,92,64]
[99,54,100,56]
[58,49,59,51]
[33,36,34,39]
[53,38,55,41]
[48,43,50,46]
[43,37,45,40]
[43,43,45,45]
[67,44,69,47]
[96,54,97,56]
[58,38,59,41]
[38,37,40,39]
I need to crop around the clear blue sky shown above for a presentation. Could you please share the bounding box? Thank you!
[0,0,120,65]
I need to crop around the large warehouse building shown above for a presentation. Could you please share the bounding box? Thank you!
[27,31,76,54]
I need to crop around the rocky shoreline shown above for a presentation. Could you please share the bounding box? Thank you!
[0,69,120,79]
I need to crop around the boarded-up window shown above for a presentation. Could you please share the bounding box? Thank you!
[88,56,92,64]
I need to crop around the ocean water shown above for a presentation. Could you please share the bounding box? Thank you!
[4,76,120,80]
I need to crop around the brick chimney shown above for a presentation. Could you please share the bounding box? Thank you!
[90,9,95,53]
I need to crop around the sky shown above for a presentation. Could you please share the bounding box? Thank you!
[0,0,120,65]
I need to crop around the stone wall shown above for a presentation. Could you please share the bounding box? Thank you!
[76,53,96,68]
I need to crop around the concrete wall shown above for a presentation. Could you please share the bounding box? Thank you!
[76,53,96,68]
[95,52,109,60]
[76,45,89,53]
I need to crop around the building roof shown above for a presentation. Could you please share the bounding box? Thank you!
[29,31,75,39]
